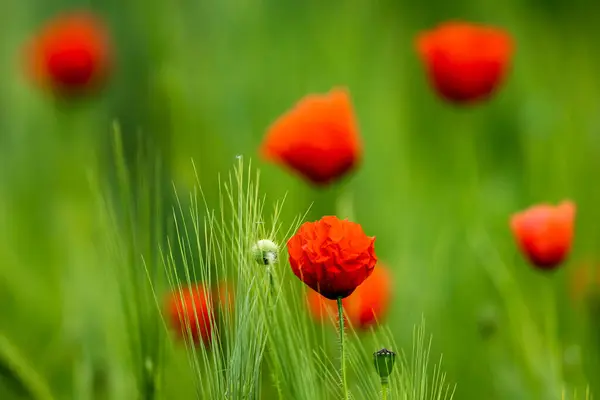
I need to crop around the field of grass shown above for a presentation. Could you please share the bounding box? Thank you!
[2,0,600,399]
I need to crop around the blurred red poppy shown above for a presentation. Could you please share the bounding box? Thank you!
[24,11,112,96]
[166,284,214,345]
[260,88,362,185]
[287,215,377,300]
[307,264,392,331]
[416,21,513,104]
[510,201,575,270]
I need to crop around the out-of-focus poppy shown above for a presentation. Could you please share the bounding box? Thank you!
[510,200,575,270]
[24,11,112,96]
[307,264,392,331]
[260,88,362,185]
[287,215,377,300]
[166,284,214,345]
[416,21,514,104]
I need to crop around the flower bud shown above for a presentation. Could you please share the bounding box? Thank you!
[373,348,396,380]
[252,239,278,266]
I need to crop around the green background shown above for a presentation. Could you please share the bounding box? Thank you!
[1,0,600,398]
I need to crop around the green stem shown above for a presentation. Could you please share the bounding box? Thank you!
[337,297,348,399]
[541,276,563,397]
[266,269,283,399]
[471,231,558,394]
[381,380,389,400]
[0,334,54,400]
[335,186,355,221]
[268,269,276,301]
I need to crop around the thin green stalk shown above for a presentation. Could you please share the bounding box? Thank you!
[541,276,563,398]
[337,297,348,400]
[268,269,276,303]
[381,381,389,400]
[265,266,283,399]
[0,334,54,400]
[335,186,355,221]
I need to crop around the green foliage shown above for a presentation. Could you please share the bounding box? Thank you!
[162,159,453,399]
[2,0,600,398]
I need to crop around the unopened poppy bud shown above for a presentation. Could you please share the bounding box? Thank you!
[373,348,396,380]
[252,239,278,266]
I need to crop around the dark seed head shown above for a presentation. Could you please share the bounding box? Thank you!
[373,348,396,378]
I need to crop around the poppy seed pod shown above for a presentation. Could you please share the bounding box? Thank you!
[373,348,396,381]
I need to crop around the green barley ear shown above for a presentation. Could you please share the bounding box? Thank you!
[373,348,396,381]
[252,239,279,266]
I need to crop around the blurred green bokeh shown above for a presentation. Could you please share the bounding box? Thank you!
[2,0,600,398]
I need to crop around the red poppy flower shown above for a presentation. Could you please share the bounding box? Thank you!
[510,201,576,270]
[24,11,112,96]
[166,284,215,345]
[260,88,362,185]
[416,21,514,104]
[307,264,392,331]
[287,215,377,299]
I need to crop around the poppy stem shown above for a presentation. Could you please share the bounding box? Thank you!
[337,297,348,399]
[335,186,355,221]
[381,380,389,400]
